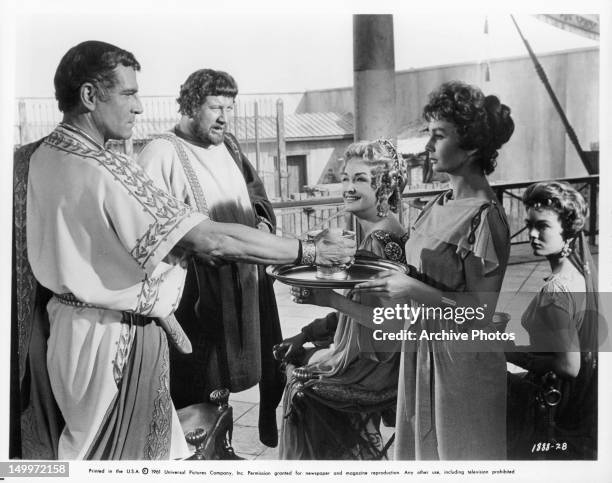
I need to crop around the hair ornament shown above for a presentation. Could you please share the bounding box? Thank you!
[530,198,556,210]
[373,138,407,217]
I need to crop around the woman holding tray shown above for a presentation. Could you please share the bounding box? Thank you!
[354,81,515,459]
[505,182,598,459]
[275,139,408,459]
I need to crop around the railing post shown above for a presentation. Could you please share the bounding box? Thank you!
[232,100,239,138]
[18,100,27,146]
[243,103,249,158]
[276,99,288,200]
[495,187,504,206]
[589,179,598,245]
[254,101,261,172]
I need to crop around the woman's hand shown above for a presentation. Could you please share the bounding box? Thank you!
[273,333,307,362]
[353,270,415,300]
[290,286,336,307]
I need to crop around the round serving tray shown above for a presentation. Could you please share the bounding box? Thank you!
[266,256,409,289]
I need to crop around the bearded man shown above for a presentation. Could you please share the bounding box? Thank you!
[138,69,283,447]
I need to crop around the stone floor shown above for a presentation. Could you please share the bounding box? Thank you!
[227,243,598,459]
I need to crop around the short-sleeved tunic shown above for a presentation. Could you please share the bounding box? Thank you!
[394,193,510,460]
[26,124,206,459]
[507,271,597,459]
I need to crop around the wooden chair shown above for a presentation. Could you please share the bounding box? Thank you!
[289,367,397,460]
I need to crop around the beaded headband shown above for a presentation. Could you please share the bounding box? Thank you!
[526,197,572,215]
[528,198,554,210]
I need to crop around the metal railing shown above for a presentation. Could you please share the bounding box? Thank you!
[271,175,599,246]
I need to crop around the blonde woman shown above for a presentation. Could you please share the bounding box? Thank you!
[277,139,407,459]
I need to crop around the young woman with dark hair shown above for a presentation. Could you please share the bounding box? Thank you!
[356,81,515,459]
[505,182,598,459]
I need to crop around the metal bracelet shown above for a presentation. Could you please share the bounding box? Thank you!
[301,240,316,265]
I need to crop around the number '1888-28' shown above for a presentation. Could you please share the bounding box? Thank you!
[531,442,568,452]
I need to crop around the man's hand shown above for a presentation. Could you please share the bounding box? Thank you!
[314,229,356,266]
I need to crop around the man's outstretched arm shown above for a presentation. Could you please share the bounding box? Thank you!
[178,220,354,266]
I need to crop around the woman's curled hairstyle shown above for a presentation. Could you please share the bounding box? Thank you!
[522,181,588,239]
[343,140,407,214]
[423,81,515,175]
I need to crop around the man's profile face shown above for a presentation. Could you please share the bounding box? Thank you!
[190,95,235,146]
[91,65,143,142]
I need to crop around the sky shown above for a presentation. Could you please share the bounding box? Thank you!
[12,9,599,98]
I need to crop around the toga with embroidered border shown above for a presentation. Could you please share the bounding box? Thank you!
[26,123,206,460]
